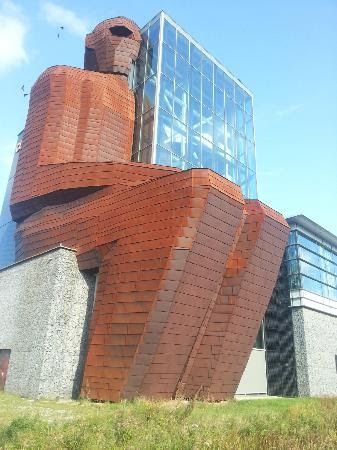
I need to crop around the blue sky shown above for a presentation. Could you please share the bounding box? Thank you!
[0,0,336,234]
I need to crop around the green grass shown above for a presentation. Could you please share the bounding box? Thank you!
[0,393,337,449]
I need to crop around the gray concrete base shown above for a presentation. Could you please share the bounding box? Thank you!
[292,306,337,397]
[0,247,95,399]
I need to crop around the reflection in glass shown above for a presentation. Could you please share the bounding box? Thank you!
[224,73,234,98]
[140,109,154,149]
[202,76,213,110]
[214,65,224,88]
[225,96,235,126]
[172,118,187,158]
[246,117,254,142]
[225,153,236,181]
[246,141,256,170]
[201,137,213,168]
[146,44,158,78]
[156,145,172,166]
[201,105,213,141]
[238,163,247,196]
[190,43,202,70]
[236,107,245,134]
[188,96,201,134]
[157,108,172,150]
[226,125,235,155]
[175,55,189,90]
[173,85,188,123]
[177,31,189,60]
[135,84,143,117]
[190,67,201,100]
[214,148,225,175]
[187,131,201,166]
[247,170,257,198]
[159,75,174,113]
[202,57,213,81]
[143,76,156,113]
[214,116,225,150]
[148,20,160,48]
[161,44,175,79]
[235,85,245,108]
[163,19,176,48]
[172,153,184,169]
[236,133,246,163]
[214,88,224,118]
[245,94,253,115]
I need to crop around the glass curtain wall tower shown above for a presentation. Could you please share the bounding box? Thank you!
[132,11,257,198]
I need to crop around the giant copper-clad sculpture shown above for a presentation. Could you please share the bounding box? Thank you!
[10,17,289,401]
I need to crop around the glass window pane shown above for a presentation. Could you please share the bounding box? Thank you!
[148,20,160,48]
[236,107,245,134]
[201,137,213,169]
[225,153,236,182]
[175,55,189,90]
[297,233,320,254]
[190,43,202,70]
[187,131,201,166]
[286,245,298,260]
[157,108,172,150]
[135,84,143,117]
[135,47,146,84]
[214,65,224,88]
[156,145,172,166]
[140,109,154,149]
[173,85,188,123]
[159,75,174,114]
[172,118,187,158]
[202,57,213,81]
[188,96,201,134]
[235,85,245,108]
[246,116,254,142]
[146,44,158,78]
[172,153,184,169]
[236,133,246,164]
[138,146,152,164]
[132,117,141,154]
[201,105,213,142]
[226,125,235,156]
[177,31,189,60]
[289,274,301,290]
[301,275,323,296]
[214,148,225,176]
[190,67,201,101]
[224,74,234,98]
[161,43,175,79]
[238,163,247,196]
[163,19,176,48]
[141,30,148,50]
[202,76,213,110]
[214,88,224,118]
[245,94,253,115]
[247,141,256,171]
[214,116,225,150]
[225,96,235,126]
[247,170,257,198]
[143,76,156,113]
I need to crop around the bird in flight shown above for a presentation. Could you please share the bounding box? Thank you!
[57,26,65,38]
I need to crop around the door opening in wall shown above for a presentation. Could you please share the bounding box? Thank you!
[0,349,11,390]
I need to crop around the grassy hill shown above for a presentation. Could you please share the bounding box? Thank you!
[0,393,336,449]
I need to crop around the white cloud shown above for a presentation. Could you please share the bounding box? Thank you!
[0,1,28,73]
[276,104,302,118]
[41,2,88,37]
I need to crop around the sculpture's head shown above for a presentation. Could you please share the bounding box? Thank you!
[84,16,141,76]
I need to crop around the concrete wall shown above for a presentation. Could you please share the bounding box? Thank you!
[292,305,337,396]
[0,247,95,399]
[236,349,268,396]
